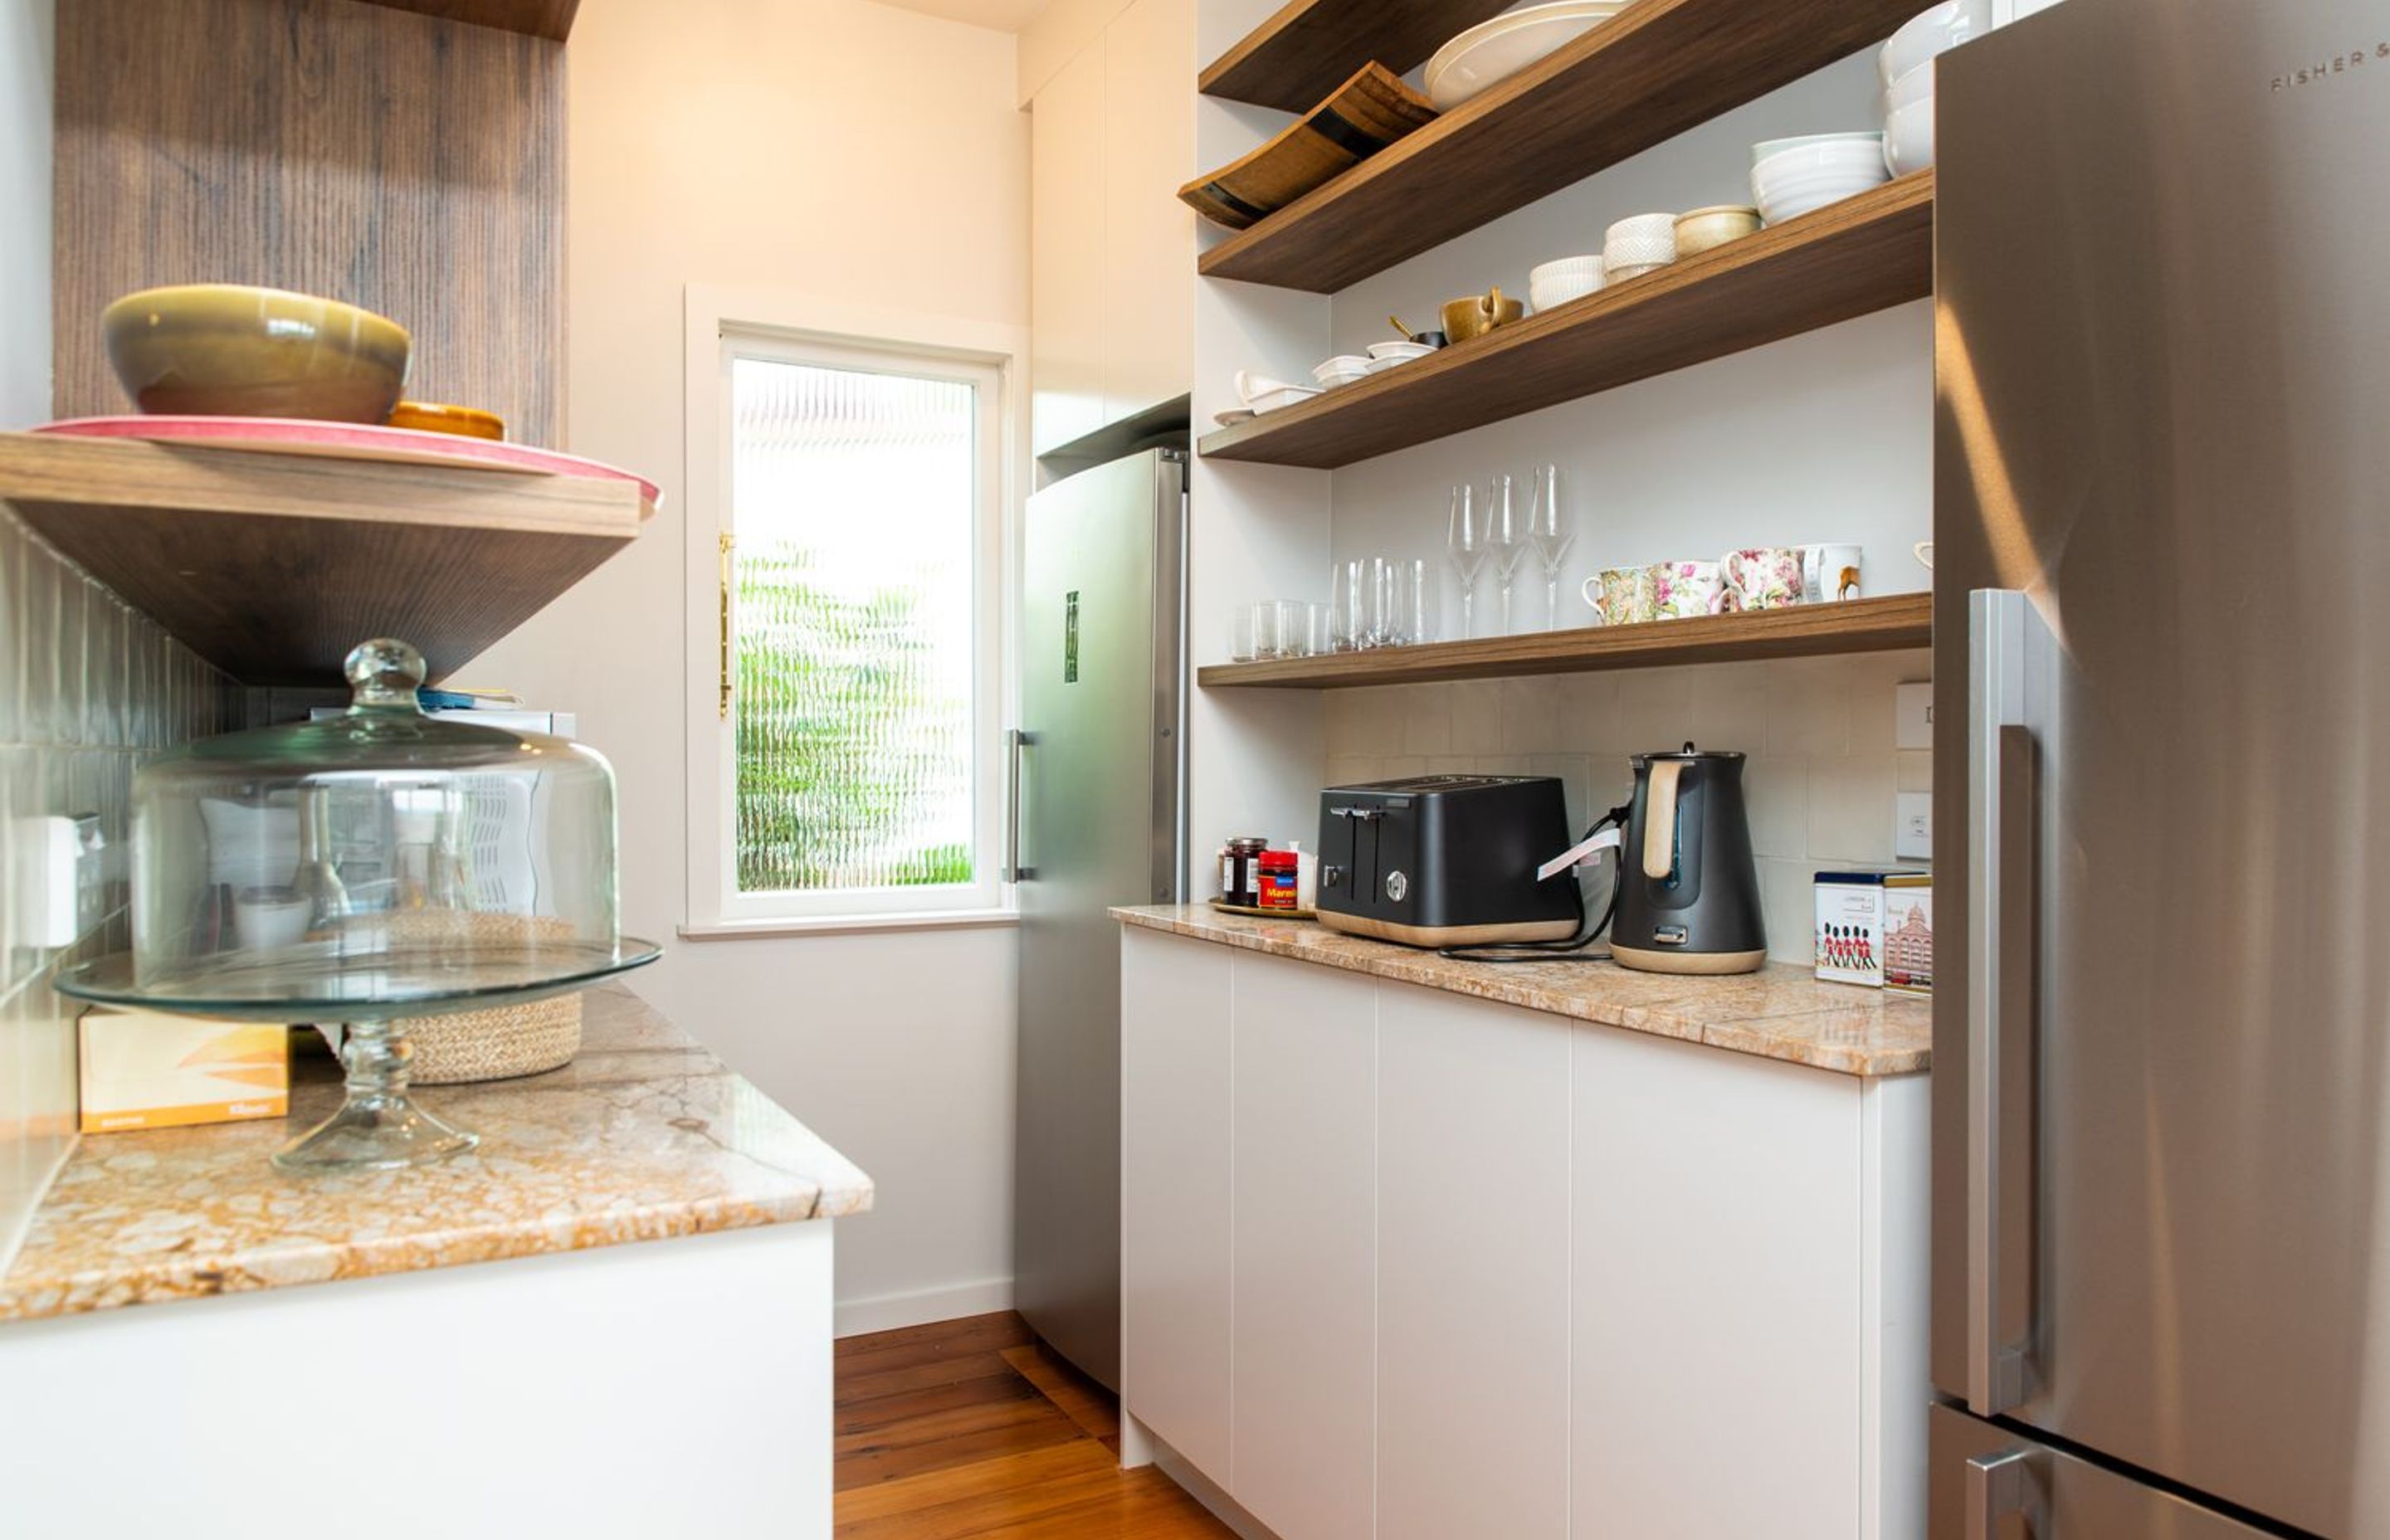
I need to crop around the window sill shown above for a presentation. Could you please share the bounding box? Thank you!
[677,909,1020,942]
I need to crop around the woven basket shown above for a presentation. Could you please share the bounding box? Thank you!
[377,911,586,1084]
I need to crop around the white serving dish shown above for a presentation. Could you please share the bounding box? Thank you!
[1311,354,1373,384]
[1424,0,1631,110]
[1249,385,1323,414]
[1235,369,1312,407]
[1884,58,1935,114]
[1213,408,1256,427]
[1750,131,1885,168]
[1366,339,1438,363]
[1880,0,1992,86]
[1885,95,1935,175]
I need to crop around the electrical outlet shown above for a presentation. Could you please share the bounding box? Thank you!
[1895,683,1934,750]
[1895,793,1933,862]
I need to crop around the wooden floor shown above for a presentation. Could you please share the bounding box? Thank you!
[835,1312,1236,1538]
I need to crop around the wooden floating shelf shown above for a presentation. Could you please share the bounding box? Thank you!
[1202,172,1932,470]
[0,432,651,687]
[358,0,579,40]
[1200,0,1515,115]
[1198,594,1933,690]
[1199,0,1925,293]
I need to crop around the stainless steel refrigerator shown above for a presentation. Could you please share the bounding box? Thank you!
[1012,447,1188,1389]
[1932,0,2390,1533]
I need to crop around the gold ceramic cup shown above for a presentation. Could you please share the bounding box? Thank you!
[102,284,412,422]
[1441,287,1526,344]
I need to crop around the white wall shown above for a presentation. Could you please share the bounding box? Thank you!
[1,0,51,429]
[466,0,1030,1333]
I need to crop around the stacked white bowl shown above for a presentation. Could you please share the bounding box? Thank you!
[1749,134,1888,225]
[1878,0,1989,174]
[1529,255,1607,312]
[1312,354,1373,390]
[1602,214,1676,282]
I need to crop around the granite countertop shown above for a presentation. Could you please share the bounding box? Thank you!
[1115,905,1931,1077]
[0,984,872,1323]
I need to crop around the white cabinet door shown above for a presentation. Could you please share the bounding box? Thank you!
[1120,927,1233,1476]
[1029,37,1106,455]
[1231,952,1375,1540]
[1377,982,1572,1540]
[1098,0,1193,422]
[1571,1026,1865,1540]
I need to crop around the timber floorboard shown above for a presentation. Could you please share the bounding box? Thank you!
[836,1311,1236,1538]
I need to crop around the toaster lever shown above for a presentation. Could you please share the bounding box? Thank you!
[1329,805,1382,822]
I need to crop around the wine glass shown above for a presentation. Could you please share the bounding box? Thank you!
[1525,464,1576,629]
[1487,473,1525,633]
[1446,484,1486,639]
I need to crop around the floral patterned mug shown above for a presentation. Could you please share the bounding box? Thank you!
[1583,565,1657,626]
[1653,559,1724,619]
[1718,547,1807,612]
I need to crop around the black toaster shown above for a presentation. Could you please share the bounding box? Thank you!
[1314,775,1581,948]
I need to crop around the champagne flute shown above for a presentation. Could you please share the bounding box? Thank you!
[1487,473,1525,633]
[1525,463,1576,629]
[1446,484,1485,639]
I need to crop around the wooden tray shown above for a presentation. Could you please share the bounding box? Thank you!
[33,415,661,505]
[1209,898,1318,920]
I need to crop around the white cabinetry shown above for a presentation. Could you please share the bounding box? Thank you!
[1119,928,1929,1540]
[1028,0,1193,452]
[1120,924,1234,1474]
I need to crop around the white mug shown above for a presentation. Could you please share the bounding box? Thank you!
[1802,543,1864,602]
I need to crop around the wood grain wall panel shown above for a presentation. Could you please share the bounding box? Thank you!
[358,0,580,40]
[54,0,565,443]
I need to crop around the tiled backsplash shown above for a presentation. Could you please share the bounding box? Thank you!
[1320,649,1933,964]
[0,506,238,1266]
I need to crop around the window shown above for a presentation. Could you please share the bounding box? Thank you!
[687,307,1012,931]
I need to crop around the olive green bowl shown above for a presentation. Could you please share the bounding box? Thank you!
[102,284,412,422]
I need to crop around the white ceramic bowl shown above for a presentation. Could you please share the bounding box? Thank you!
[1530,254,1607,280]
[1750,131,1885,168]
[1366,339,1437,363]
[1603,212,1678,269]
[1529,273,1605,311]
[1753,143,1892,222]
[1425,0,1632,110]
[1880,0,1992,87]
[1885,95,1936,175]
[1884,58,1936,114]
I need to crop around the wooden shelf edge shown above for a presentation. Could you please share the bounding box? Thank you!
[1197,0,1925,293]
[1197,594,1934,690]
[356,0,579,41]
[1198,0,1515,114]
[1199,173,1934,471]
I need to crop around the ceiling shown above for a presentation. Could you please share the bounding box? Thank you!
[867,0,1052,31]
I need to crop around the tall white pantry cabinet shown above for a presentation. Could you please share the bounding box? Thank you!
[1119,924,1931,1540]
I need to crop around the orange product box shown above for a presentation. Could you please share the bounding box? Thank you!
[77,1007,290,1133]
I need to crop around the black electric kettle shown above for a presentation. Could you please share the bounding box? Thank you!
[1612,743,1766,974]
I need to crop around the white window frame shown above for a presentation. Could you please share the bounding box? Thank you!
[681,285,1023,938]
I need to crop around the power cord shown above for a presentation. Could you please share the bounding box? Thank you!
[1436,802,1633,964]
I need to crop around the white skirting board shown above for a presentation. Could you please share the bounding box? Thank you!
[833,1274,1015,1338]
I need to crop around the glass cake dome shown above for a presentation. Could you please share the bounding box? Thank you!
[55,638,661,1172]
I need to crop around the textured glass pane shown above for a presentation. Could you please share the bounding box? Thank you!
[730,356,976,895]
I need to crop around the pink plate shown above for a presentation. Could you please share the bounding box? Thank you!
[33,416,662,507]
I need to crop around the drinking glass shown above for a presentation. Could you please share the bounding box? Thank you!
[1252,601,1284,660]
[1304,602,1337,657]
[1229,603,1261,662]
[1331,561,1364,651]
[1273,600,1307,657]
[1525,463,1577,629]
[1446,485,1486,639]
[1487,472,1525,633]
[1363,558,1399,650]
[1400,558,1437,645]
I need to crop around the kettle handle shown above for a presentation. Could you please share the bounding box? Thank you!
[1643,759,1685,880]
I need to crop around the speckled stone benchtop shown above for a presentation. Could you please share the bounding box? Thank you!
[0,984,872,1322]
[1115,905,1931,1078]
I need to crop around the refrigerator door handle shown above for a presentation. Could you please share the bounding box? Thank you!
[1965,1447,2043,1540]
[1005,728,1036,883]
[1968,588,2040,1416]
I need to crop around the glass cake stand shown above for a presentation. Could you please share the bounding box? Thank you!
[54,937,662,1173]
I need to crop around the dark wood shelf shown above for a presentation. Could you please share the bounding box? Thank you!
[1200,0,1515,115]
[1202,172,1931,470]
[0,432,650,686]
[358,0,578,40]
[1198,0,1924,293]
[1200,594,1933,690]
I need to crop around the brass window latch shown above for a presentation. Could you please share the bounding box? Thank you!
[718,532,735,721]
